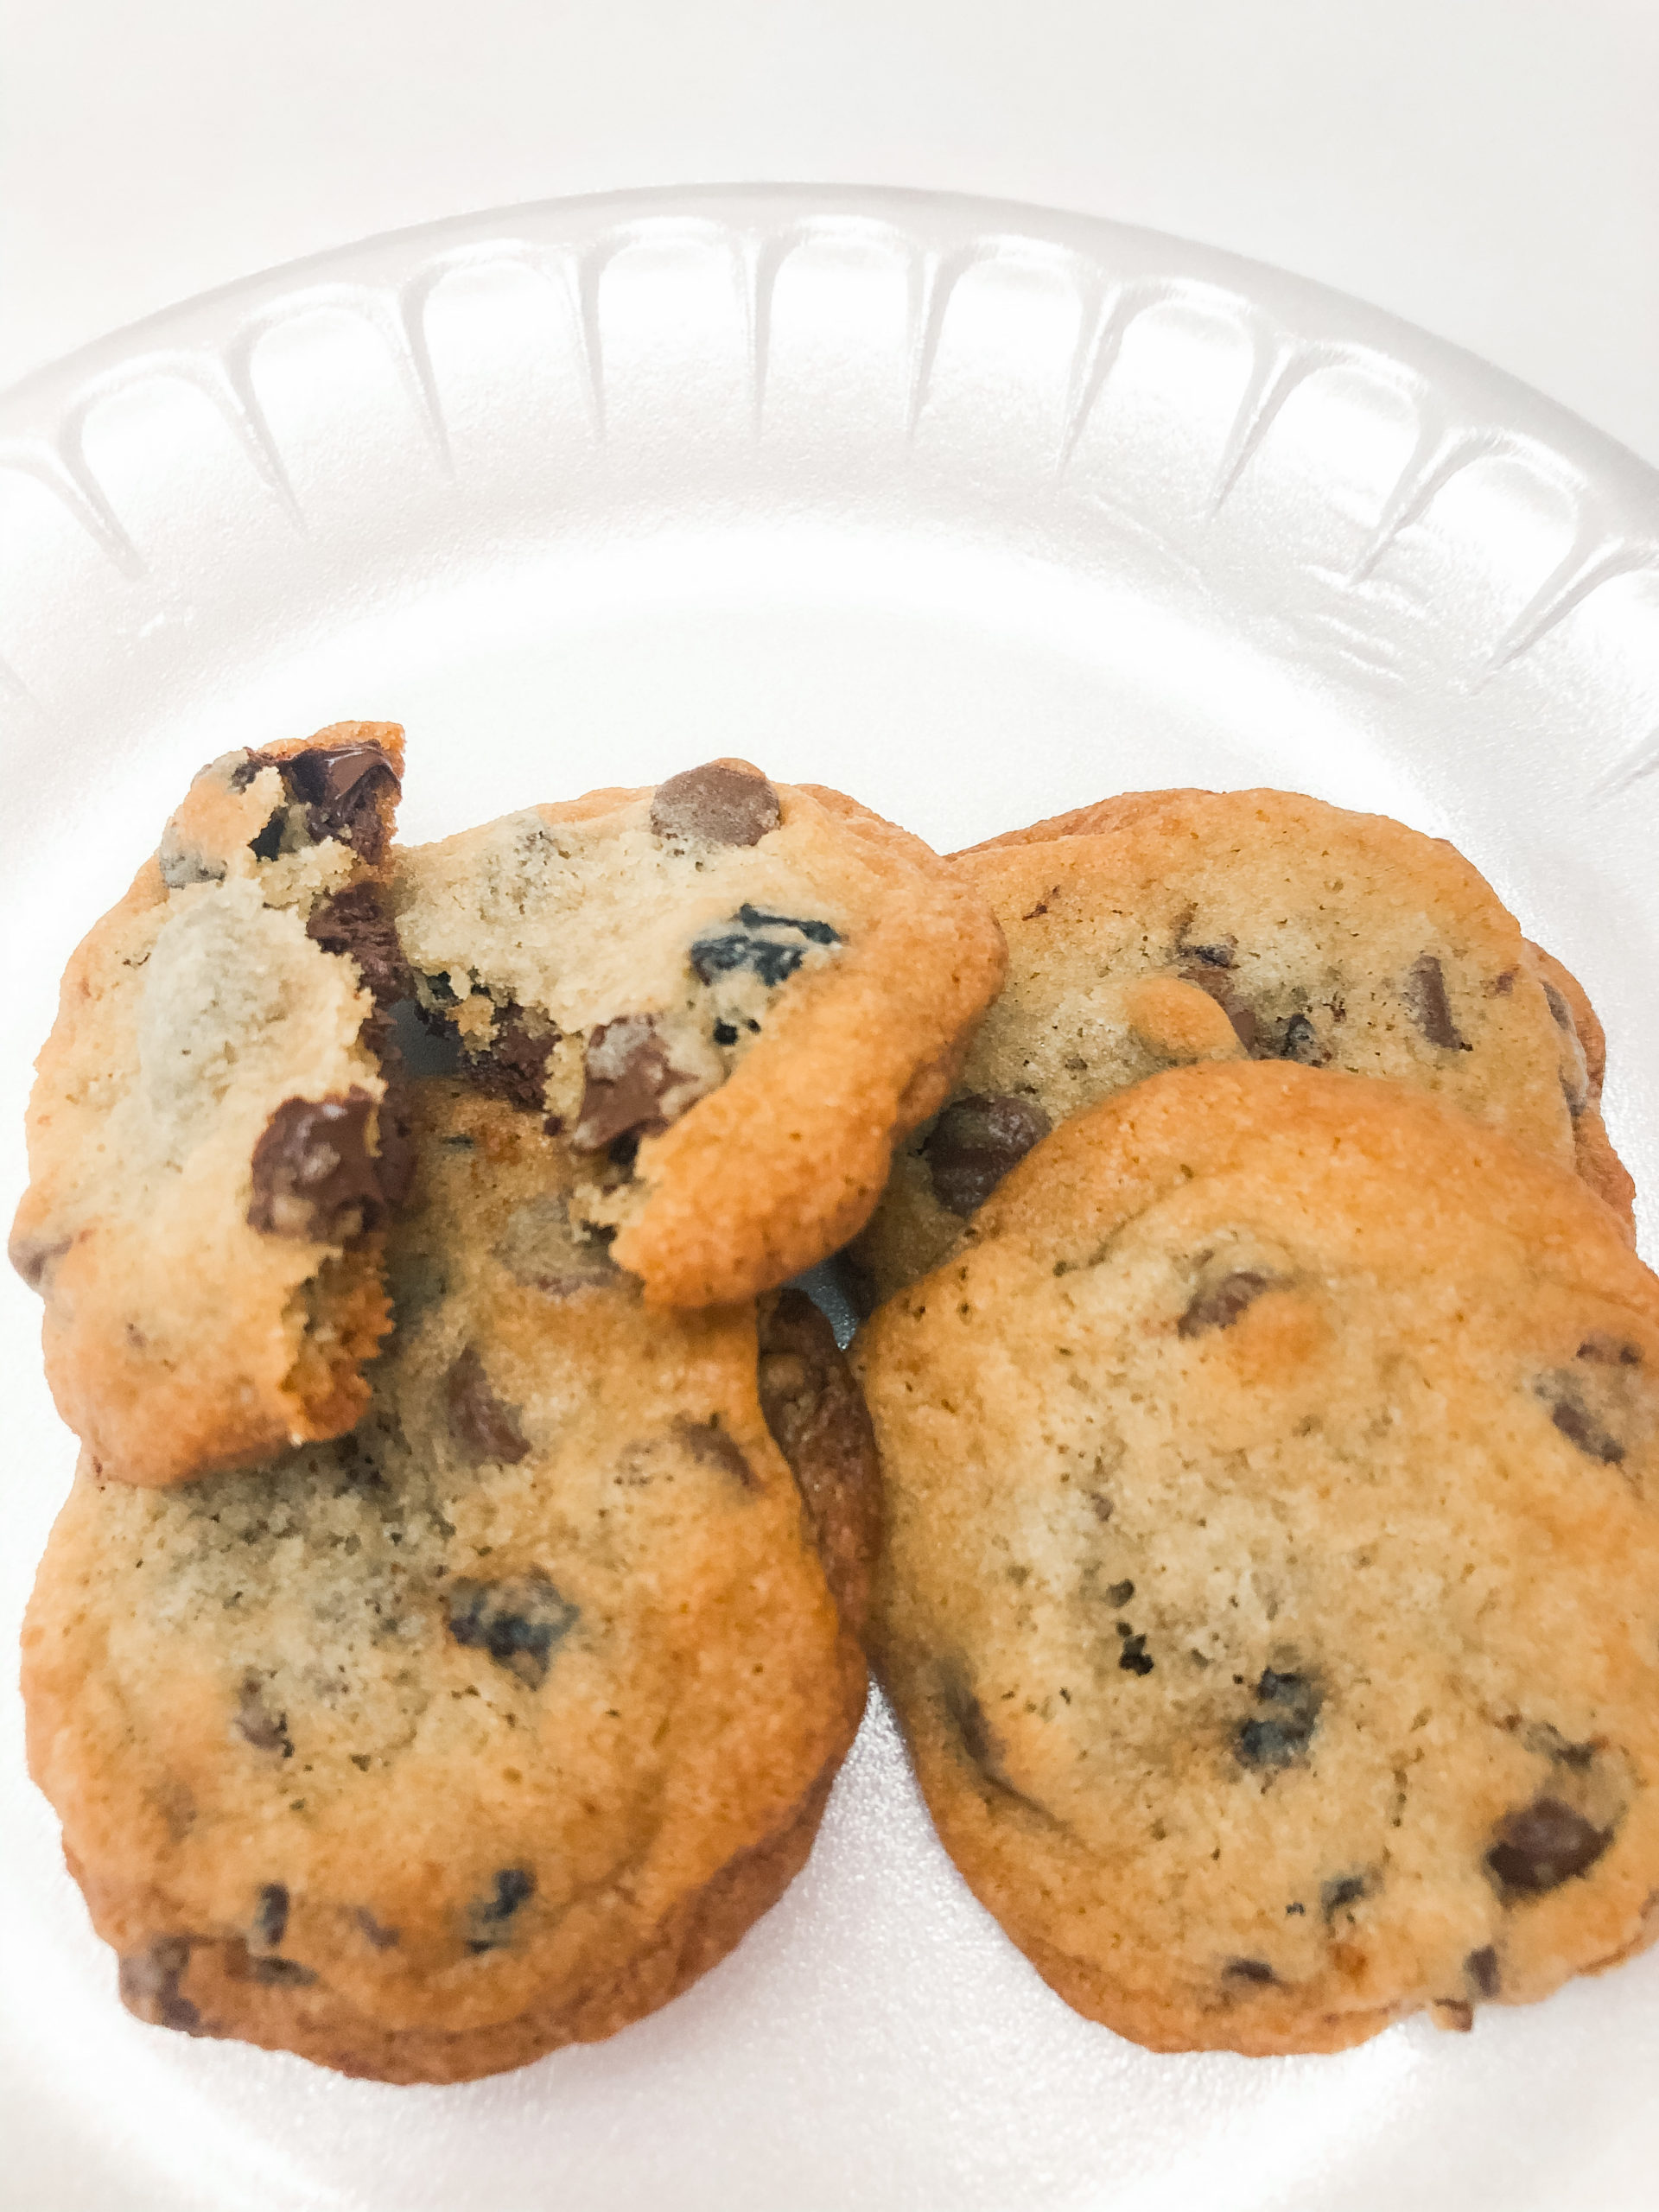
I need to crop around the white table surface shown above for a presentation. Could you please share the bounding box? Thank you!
[3,0,1656,464]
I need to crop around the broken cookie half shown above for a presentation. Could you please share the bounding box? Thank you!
[391,759,1007,1306]
[10,722,413,1486]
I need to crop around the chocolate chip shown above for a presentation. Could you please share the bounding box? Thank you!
[1541,978,1574,1033]
[246,1091,396,1242]
[252,1884,289,1948]
[356,1909,400,1950]
[467,1866,535,1951]
[445,1347,531,1464]
[1535,1368,1630,1465]
[1224,1958,1276,1984]
[1405,953,1471,1051]
[306,883,409,1010]
[249,1956,317,1987]
[943,1667,996,1769]
[1118,1631,1154,1675]
[1183,943,1236,969]
[1486,1797,1611,1896]
[1320,1872,1368,1923]
[1465,1944,1501,1997]
[650,761,781,846]
[1579,1334,1642,1368]
[689,905,841,988]
[463,1003,556,1113]
[233,1678,291,1758]
[677,1417,756,1489]
[571,1016,693,1152]
[1278,1012,1326,1065]
[447,1573,578,1688]
[757,1287,882,1631]
[1104,1579,1135,1605]
[923,1094,1052,1217]
[249,812,285,861]
[9,1232,70,1294]
[1236,1669,1322,1770]
[119,1936,201,2034]
[1179,1270,1270,1338]
[1180,963,1258,1052]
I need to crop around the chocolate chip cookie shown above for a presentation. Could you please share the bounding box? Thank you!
[391,760,1006,1306]
[10,725,412,1486]
[857,1062,1659,2054]
[852,788,1631,1304]
[22,1080,877,2083]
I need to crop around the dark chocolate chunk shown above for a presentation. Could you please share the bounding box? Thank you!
[233,1678,292,1758]
[467,1866,536,1951]
[119,1936,201,2034]
[252,1883,289,1949]
[571,1016,689,1152]
[650,761,781,846]
[1118,1631,1154,1676]
[923,1094,1052,1217]
[445,1347,531,1464]
[1405,954,1471,1051]
[306,883,409,1010]
[283,742,399,862]
[1465,1944,1502,1998]
[447,1573,578,1688]
[1224,1957,1276,1985]
[1236,1669,1322,1770]
[1179,1270,1270,1338]
[757,1287,882,1631]
[464,1003,556,1113]
[1278,1012,1326,1065]
[246,1091,395,1242]
[249,813,285,861]
[1180,962,1258,1052]
[1487,1797,1611,1895]
[689,904,842,988]
[677,1417,756,1489]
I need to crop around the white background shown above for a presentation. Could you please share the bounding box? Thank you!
[3,0,1657,461]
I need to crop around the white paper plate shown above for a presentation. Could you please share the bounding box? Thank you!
[4,185,1659,2212]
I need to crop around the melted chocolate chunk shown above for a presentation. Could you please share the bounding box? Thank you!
[1236,1669,1322,1770]
[1486,1797,1611,1896]
[246,1091,395,1242]
[1465,1944,1502,1998]
[252,1883,289,1948]
[238,741,399,862]
[465,1004,556,1113]
[571,1016,689,1152]
[306,883,409,1010]
[651,761,781,846]
[923,1094,1052,1217]
[1405,954,1471,1052]
[757,1287,881,1630]
[447,1573,578,1689]
[445,1347,531,1464]
[119,1936,201,2034]
[1179,1270,1270,1338]
[1278,1012,1326,1065]
[677,1417,756,1489]
[233,1678,292,1758]
[690,905,841,988]
[467,1866,536,1952]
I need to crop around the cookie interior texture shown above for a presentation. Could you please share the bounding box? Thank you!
[856,1063,1659,2055]
[23,1083,875,2083]
[853,787,1632,1304]
[390,760,1006,1307]
[10,724,412,1487]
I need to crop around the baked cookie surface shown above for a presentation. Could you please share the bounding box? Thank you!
[856,1063,1659,2054]
[391,760,1006,1306]
[23,1082,876,2083]
[853,788,1630,1302]
[10,724,411,1486]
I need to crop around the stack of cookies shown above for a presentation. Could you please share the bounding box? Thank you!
[15,739,1659,2076]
